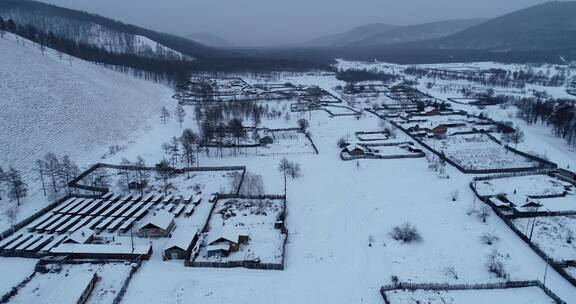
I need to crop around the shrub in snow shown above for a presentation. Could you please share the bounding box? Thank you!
[486,250,508,279]
[444,266,459,280]
[450,190,459,202]
[477,206,491,223]
[390,222,422,243]
[391,275,399,285]
[481,232,499,245]
[566,228,574,244]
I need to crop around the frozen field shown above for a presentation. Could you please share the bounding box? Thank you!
[385,286,556,304]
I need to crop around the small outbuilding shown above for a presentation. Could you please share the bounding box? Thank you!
[138,210,175,238]
[431,125,448,137]
[346,145,366,157]
[64,227,95,245]
[259,136,274,146]
[163,225,200,260]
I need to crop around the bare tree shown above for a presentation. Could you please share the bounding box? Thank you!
[175,104,186,128]
[42,152,61,193]
[59,155,79,194]
[239,172,265,196]
[287,162,301,179]
[35,160,47,196]
[120,158,132,192]
[155,159,173,196]
[180,129,198,172]
[4,206,18,230]
[0,166,5,201]
[278,158,291,198]
[5,167,28,205]
[478,206,491,223]
[160,106,170,124]
[134,156,150,195]
[297,118,309,133]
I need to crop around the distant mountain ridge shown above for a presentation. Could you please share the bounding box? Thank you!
[302,23,399,47]
[186,32,234,48]
[353,18,487,46]
[424,2,576,51]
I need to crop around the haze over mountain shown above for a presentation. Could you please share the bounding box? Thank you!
[351,19,487,46]
[302,23,399,47]
[186,32,234,48]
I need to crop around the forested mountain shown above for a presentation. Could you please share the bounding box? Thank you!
[352,19,486,46]
[302,23,399,47]
[0,0,229,60]
[186,32,234,48]
[427,2,576,51]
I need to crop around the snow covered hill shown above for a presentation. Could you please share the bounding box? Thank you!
[0,33,172,227]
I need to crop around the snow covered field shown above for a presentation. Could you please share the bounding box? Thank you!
[2,54,576,304]
[385,286,556,304]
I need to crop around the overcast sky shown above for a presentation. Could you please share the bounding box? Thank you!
[40,0,542,46]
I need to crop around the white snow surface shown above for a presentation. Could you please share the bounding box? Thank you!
[0,33,172,230]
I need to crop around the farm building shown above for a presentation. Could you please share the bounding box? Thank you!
[422,106,440,116]
[345,145,366,157]
[431,125,448,137]
[138,210,175,238]
[206,229,249,258]
[259,136,274,145]
[63,227,95,245]
[163,225,200,260]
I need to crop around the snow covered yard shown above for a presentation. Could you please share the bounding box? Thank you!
[475,174,570,197]
[194,197,286,266]
[0,257,36,298]
[385,286,557,304]
[512,215,576,263]
[424,134,539,171]
[7,262,133,304]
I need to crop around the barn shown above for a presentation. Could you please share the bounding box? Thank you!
[163,225,200,260]
[138,210,175,238]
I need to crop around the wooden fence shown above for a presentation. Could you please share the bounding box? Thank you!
[380,280,566,304]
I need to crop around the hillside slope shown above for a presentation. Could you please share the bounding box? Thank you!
[431,2,576,51]
[0,33,172,184]
[0,0,228,59]
[353,18,486,46]
[302,23,399,47]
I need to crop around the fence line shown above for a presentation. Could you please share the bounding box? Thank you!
[380,280,566,304]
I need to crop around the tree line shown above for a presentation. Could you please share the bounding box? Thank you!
[516,92,576,150]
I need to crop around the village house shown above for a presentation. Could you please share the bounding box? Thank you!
[163,225,200,260]
[206,228,250,258]
[431,125,448,137]
[138,210,175,238]
[422,106,440,116]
